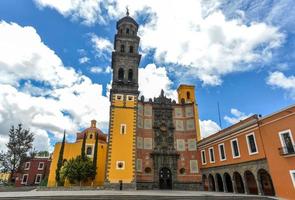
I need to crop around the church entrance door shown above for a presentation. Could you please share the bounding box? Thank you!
[159,167,172,189]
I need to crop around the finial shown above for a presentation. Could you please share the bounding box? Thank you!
[126,6,129,16]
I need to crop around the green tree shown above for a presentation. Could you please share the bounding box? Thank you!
[37,151,50,157]
[55,130,66,186]
[81,133,86,160]
[3,124,34,179]
[91,132,99,183]
[60,155,95,186]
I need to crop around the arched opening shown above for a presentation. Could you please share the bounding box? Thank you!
[233,172,245,193]
[216,173,224,192]
[128,69,133,82]
[224,173,233,192]
[86,146,92,155]
[159,167,172,189]
[126,28,129,35]
[244,170,258,195]
[118,68,124,81]
[208,174,216,191]
[120,44,125,53]
[179,168,185,175]
[129,46,134,53]
[120,29,123,34]
[186,91,190,99]
[258,169,275,196]
[145,167,152,174]
[202,174,208,191]
[89,134,93,139]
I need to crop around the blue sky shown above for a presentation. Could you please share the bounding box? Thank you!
[0,0,294,152]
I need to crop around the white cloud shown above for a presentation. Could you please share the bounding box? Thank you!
[0,21,110,152]
[139,64,177,100]
[90,66,112,74]
[224,108,253,124]
[199,119,221,138]
[267,71,295,99]
[79,56,90,64]
[35,0,285,85]
[90,34,113,59]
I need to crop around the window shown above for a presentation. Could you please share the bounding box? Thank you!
[137,137,143,149]
[24,162,30,170]
[35,174,42,184]
[190,160,198,173]
[120,29,123,34]
[21,174,28,184]
[186,91,190,99]
[126,28,129,34]
[201,150,206,165]
[116,94,123,100]
[116,161,125,170]
[290,170,295,188]
[120,44,125,52]
[231,138,240,158]
[209,147,215,163]
[38,162,44,170]
[129,46,134,53]
[218,143,226,161]
[86,146,92,156]
[128,69,133,82]
[188,139,197,151]
[179,168,185,174]
[127,95,134,101]
[279,129,295,154]
[136,159,142,172]
[143,138,153,149]
[246,133,258,155]
[89,134,93,139]
[120,124,126,135]
[118,68,124,80]
[176,139,185,151]
[145,167,152,174]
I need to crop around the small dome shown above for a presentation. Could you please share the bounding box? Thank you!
[76,121,107,143]
[117,15,138,30]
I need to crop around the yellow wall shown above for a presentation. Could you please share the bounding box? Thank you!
[0,173,10,181]
[177,85,202,141]
[47,132,107,187]
[106,94,137,183]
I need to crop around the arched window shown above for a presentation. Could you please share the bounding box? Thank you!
[120,29,123,34]
[118,68,124,80]
[129,46,134,53]
[89,134,93,139]
[86,146,92,155]
[120,44,125,53]
[128,69,133,82]
[126,28,129,35]
[187,91,190,99]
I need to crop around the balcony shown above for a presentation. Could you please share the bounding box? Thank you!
[279,145,295,156]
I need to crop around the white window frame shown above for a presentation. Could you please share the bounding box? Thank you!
[246,132,259,155]
[24,162,30,170]
[136,159,142,172]
[201,150,206,165]
[218,143,226,161]
[116,94,123,101]
[190,160,199,173]
[116,161,125,170]
[35,174,42,184]
[208,147,215,163]
[127,95,134,101]
[120,124,127,135]
[21,174,28,184]
[231,138,241,159]
[278,129,294,153]
[38,162,44,170]
[290,170,295,188]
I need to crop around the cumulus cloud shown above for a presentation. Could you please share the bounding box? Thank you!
[138,64,177,100]
[90,34,113,59]
[79,56,90,64]
[0,21,109,152]
[90,66,112,74]
[267,71,295,99]
[35,0,285,85]
[224,108,253,124]
[199,119,221,138]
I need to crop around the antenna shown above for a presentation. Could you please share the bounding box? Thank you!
[217,102,222,128]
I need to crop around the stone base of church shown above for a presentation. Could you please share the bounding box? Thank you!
[104,181,137,190]
[136,181,202,190]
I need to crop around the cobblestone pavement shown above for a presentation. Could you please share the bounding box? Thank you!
[0,190,277,200]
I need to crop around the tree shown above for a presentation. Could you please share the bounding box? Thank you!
[60,155,95,187]
[81,133,86,160]
[4,124,34,180]
[55,130,66,186]
[37,151,50,157]
[91,132,99,183]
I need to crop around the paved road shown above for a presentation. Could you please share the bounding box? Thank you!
[0,190,277,200]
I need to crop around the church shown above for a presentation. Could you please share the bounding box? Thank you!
[104,12,202,190]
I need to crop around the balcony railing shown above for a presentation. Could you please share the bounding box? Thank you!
[279,145,295,156]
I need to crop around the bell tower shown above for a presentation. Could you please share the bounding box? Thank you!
[105,11,141,188]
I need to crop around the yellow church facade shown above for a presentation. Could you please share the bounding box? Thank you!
[47,120,107,187]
